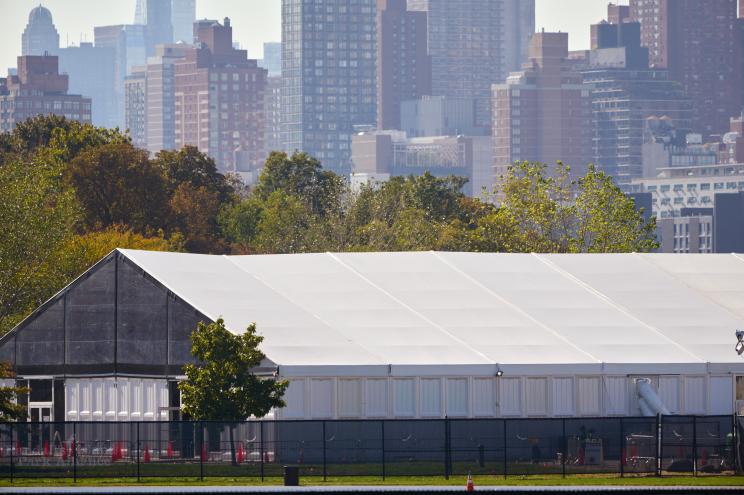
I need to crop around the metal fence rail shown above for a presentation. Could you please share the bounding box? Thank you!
[0,415,739,482]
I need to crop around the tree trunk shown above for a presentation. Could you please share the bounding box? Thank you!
[229,424,237,466]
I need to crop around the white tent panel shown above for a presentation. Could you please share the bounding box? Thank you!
[338,379,362,418]
[310,379,334,419]
[118,250,744,376]
[365,379,388,417]
[552,377,575,416]
[393,379,415,417]
[282,379,305,419]
[684,376,706,415]
[420,378,442,417]
[603,377,627,416]
[499,377,522,416]
[709,376,734,415]
[446,378,469,417]
[525,377,548,416]
[473,378,495,417]
[577,377,601,416]
[659,376,681,414]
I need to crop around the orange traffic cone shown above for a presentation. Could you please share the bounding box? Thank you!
[61,442,68,461]
[466,471,474,492]
[237,442,245,464]
[167,441,174,458]
[143,445,151,463]
[43,441,50,457]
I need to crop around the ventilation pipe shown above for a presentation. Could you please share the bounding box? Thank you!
[635,378,671,416]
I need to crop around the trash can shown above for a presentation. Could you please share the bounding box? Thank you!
[284,465,299,486]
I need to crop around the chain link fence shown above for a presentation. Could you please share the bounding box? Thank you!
[0,415,739,482]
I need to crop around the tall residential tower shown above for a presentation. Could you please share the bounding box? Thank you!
[281,0,377,173]
[408,0,535,128]
[630,0,742,137]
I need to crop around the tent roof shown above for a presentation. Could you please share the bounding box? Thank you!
[115,250,744,377]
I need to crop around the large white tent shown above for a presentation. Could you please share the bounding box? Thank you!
[3,250,744,421]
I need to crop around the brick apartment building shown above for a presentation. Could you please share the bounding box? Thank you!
[0,55,91,132]
[174,18,266,172]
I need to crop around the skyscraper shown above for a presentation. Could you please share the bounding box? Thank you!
[21,5,60,56]
[582,21,693,184]
[0,56,91,132]
[630,0,742,137]
[281,0,377,173]
[492,33,592,183]
[95,24,147,128]
[259,42,282,76]
[145,0,174,56]
[171,0,197,43]
[376,0,431,130]
[146,44,189,154]
[56,42,117,128]
[125,67,147,148]
[408,0,535,128]
[174,18,267,172]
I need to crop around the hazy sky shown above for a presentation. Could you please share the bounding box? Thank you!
[0,0,610,72]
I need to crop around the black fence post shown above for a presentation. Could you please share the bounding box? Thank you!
[322,420,327,482]
[656,415,661,477]
[733,414,739,474]
[444,416,450,480]
[260,421,265,482]
[561,418,566,479]
[619,417,625,478]
[73,421,77,483]
[136,421,140,482]
[503,419,508,479]
[199,421,204,482]
[692,416,698,477]
[381,420,386,481]
[9,422,13,484]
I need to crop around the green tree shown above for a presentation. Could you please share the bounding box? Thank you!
[255,152,344,216]
[217,198,264,252]
[0,363,29,421]
[253,191,316,254]
[496,161,658,253]
[0,153,79,335]
[152,146,234,203]
[65,143,171,234]
[179,319,287,464]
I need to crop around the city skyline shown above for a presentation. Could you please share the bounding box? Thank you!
[0,0,610,72]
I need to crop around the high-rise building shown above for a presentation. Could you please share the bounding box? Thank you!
[124,67,147,148]
[95,24,147,128]
[264,75,282,162]
[376,0,430,131]
[607,3,631,24]
[281,0,377,173]
[135,0,175,55]
[408,0,535,128]
[492,32,592,183]
[146,44,189,154]
[171,0,197,43]
[581,21,693,185]
[21,5,60,56]
[259,42,282,76]
[56,43,117,128]
[174,18,267,172]
[630,0,742,137]
[0,55,91,132]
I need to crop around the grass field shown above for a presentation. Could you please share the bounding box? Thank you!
[1,475,743,487]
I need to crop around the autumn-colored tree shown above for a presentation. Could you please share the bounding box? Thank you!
[170,183,226,253]
[65,143,171,234]
[153,146,234,203]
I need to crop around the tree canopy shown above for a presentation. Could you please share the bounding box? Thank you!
[179,319,288,421]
